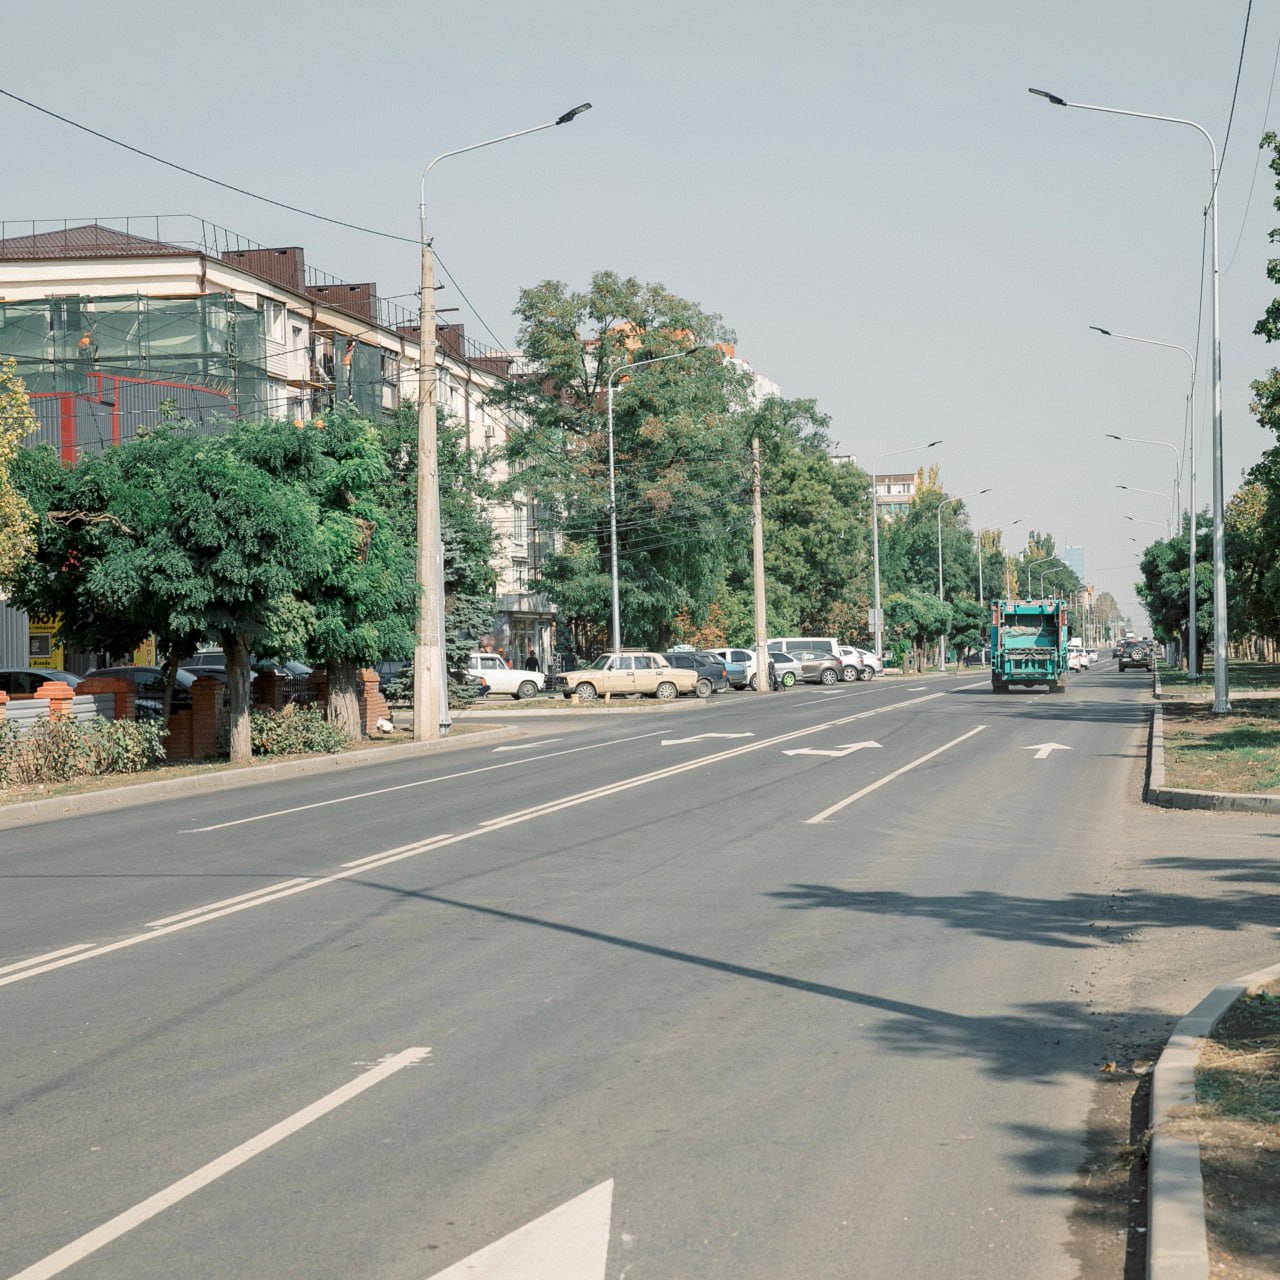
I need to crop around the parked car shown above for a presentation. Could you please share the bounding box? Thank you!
[662,651,729,696]
[850,647,884,676]
[703,647,770,689]
[558,651,699,702]
[0,668,82,695]
[90,665,196,719]
[839,645,876,681]
[1118,639,1154,673]
[785,648,845,685]
[467,651,545,699]
[770,652,801,688]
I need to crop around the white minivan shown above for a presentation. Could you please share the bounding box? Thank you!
[768,637,864,682]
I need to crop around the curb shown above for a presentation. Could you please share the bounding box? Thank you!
[1145,671,1280,813]
[0,724,520,831]
[1147,957,1280,1280]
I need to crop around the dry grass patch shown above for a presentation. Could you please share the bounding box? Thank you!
[1189,985,1280,1279]
[1163,700,1280,793]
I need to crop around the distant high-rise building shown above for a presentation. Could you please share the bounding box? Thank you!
[1063,545,1085,580]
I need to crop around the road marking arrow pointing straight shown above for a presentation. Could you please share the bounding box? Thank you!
[783,741,882,758]
[661,732,755,746]
[1024,742,1072,760]
[427,1179,613,1279]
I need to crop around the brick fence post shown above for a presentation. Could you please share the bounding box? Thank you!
[308,668,329,717]
[37,680,76,721]
[190,677,223,760]
[0,689,7,727]
[253,670,285,712]
[357,668,390,736]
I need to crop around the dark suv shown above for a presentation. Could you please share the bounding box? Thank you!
[1117,639,1154,673]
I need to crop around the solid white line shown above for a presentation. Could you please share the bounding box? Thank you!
[492,738,562,752]
[145,879,312,927]
[806,725,988,824]
[181,731,667,833]
[8,1048,430,1280]
[341,833,456,868]
[0,944,94,977]
[955,680,989,690]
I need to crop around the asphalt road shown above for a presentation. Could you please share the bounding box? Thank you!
[4,664,1279,1278]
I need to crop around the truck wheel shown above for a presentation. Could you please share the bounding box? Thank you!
[991,677,1007,692]
[575,683,599,703]
[516,680,539,700]
[655,681,678,700]
[820,668,839,685]
[694,677,713,699]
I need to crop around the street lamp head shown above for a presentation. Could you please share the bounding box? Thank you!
[1089,325,1113,337]
[555,103,593,125]
[1105,433,1122,440]
[927,440,942,448]
[1117,484,1130,491]
[1028,87,1067,107]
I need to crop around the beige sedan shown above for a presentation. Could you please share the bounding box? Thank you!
[559,652,699,703]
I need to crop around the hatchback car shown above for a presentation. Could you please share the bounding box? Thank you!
[786,649,844,685]
[0,668,82,695]
[662,651,729,696]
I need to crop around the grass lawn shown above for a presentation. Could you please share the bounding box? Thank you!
[1159,659,1280,695]
[1163,699,1280,792]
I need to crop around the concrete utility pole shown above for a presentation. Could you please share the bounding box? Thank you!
[413,104,590,741]
[752,435,770,694]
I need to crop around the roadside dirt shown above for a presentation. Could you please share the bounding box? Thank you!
[1162,700,1280,793]
[1166,983,1280,1279]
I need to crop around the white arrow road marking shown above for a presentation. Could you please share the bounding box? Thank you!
[9,1049,430,1280]
[426,1180,613,1279]
[807,726,988,824]
[493,739,563,752]
[783,741,882,758]
[1024,742,1072,760]
[660,732,755,746]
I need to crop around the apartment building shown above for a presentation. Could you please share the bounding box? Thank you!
[0,217,552,668]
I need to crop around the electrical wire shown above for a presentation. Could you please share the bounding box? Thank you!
[1224,8,1280,275]
[1217,0,1255,181]
[0,87,421,247]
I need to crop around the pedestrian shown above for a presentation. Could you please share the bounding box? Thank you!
[525,645,540,672]
[498,647,511,668]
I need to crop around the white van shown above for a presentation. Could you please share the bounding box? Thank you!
[767,637,864,682]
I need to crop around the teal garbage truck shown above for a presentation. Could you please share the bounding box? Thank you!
[990,598,1069,692]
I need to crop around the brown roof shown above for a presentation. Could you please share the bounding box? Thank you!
[0,224,191,260]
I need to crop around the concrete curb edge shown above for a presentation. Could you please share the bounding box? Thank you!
[0,724,521,831]
[1147,957,1280,1280]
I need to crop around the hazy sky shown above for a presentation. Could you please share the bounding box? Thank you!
[5,1,1279,628]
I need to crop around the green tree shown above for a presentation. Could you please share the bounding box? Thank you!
[884,589,951,672]
[1135,512,1213,658]
[490,271,748,652]
[949,598,989,661]
[717,397,871,642]
[7,425,325,764]
[232,409,417,737]
[0,359,37,578]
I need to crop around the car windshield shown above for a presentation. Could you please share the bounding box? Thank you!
[588,654,614,670]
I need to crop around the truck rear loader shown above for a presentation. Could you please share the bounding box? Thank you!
[991,599,1069,693]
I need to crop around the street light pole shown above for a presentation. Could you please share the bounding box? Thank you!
[936,487,990,669]
[870,440,942,658]
[1026,555,1053,597]
[606,347,703,651]
[1104,430,1183,524]
[413,104,590,741]
[1031,87,1227,710]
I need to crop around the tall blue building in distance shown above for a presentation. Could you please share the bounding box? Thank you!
[1062,545,1085,582]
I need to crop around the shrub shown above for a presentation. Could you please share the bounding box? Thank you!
[0,715,166,786]
[250,703,349,756]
